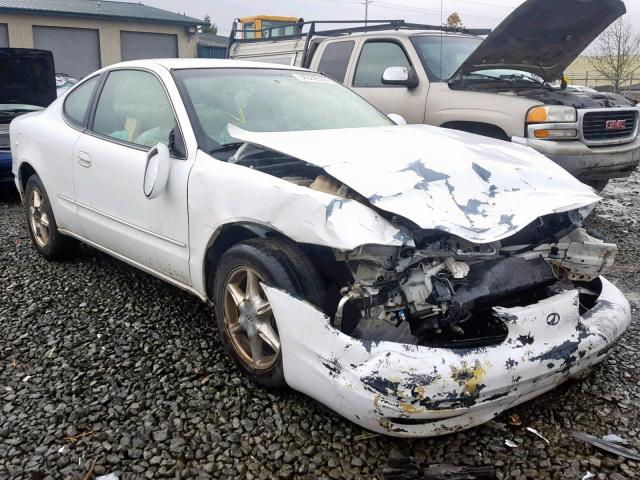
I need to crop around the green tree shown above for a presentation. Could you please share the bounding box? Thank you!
[200,14,218,35]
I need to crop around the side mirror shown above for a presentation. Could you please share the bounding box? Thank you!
[143,143,171,199]
[382,66,419,88]
[387,113,407,125]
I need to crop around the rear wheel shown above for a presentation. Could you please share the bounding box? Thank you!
[213,238,325,388]
[24,174,78,259]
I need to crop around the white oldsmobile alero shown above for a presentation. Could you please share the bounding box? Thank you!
[10,59,631,437]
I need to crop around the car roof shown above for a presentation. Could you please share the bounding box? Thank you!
[98,58,306,73]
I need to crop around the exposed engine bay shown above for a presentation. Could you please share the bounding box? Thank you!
[226,144,617,349]
[335,226,616,348]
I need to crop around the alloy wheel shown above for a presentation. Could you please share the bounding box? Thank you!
[29,188,50,248]
[223,267,280,369]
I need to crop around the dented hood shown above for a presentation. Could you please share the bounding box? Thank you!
[453,0,626,82]
[228,124,600,244]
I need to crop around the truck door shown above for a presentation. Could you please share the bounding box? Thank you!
[314,40,356,84]
[346,38,429,124]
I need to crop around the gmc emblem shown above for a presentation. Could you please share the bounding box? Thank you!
[606,119,627,131]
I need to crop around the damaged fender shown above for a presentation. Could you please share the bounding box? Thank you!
[262,279,630,437]
[187,149,413,293]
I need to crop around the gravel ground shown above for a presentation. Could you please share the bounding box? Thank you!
[0,173,639,480]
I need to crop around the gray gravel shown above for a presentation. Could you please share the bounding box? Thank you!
[0,172,639,480]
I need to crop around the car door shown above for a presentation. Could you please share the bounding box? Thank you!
[72,68,193,285]
[347,38,429,124]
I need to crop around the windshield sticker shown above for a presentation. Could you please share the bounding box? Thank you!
[292,73,334,84]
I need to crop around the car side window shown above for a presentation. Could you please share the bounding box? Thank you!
[317,40,355,84]
[92,70,177,149]
[353,41,411,88]
[63,76,100,127]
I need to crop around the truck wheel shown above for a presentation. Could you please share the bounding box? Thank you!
[24,174,78,260]
[213,238,325,388]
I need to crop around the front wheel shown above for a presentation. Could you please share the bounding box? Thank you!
[24,174,78,260]
[212,238,325,388]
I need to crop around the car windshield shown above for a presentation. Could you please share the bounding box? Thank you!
[173,68,392,149]
[0,103,42,121]
[411,35,482,81]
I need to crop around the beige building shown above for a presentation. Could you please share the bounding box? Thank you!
[0,0,201,79]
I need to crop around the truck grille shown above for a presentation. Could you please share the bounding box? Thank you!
[582,110,637,143]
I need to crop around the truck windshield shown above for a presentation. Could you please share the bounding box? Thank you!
[173,68,392,149]
[411,35,482,81]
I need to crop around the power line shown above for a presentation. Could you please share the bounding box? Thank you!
[372,0,503,20]
[446,0,517,9]
[315,0,505,22]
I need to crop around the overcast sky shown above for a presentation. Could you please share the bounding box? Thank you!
[144,0,637,35]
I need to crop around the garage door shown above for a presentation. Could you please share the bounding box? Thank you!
[33,26,100,79]
[121,31,178,61]
[0,24,8,48]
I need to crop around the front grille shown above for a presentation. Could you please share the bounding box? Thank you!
[582,110,637,142]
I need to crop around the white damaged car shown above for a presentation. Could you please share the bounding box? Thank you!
[10,60,631,437]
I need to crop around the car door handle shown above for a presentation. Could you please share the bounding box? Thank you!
[78,151,92,168]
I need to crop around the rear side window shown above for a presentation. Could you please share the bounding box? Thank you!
[353,41,411,87]
[92,69,177,149]
[317,41,355,83]
[63,76,99,127]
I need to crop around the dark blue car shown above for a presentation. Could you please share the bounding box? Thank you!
[0,48,57,187]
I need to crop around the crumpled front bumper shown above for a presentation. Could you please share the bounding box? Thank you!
[263,277,630,437]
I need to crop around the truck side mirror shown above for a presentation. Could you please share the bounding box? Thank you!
[382,66,419,88]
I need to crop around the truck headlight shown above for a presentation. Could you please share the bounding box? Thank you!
[527,105,577,123]
[526,106,578,141]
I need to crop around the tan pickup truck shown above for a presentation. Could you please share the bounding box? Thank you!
[228,0,640,190]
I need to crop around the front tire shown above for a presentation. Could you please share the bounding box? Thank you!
[213,238,325,388]
[24,174,77,260]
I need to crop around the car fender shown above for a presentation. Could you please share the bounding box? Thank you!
[187,150,413,297]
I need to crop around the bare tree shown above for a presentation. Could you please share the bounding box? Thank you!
[590,19,640,92]
[445,12,464,29]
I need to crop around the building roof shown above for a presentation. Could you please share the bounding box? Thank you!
[197,33,228,48]
[0,0,202,26]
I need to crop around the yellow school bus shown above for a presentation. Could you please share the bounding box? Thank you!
[238,16,303,39]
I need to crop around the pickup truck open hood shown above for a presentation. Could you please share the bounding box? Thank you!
[228,124,600,244]
[452,0,626,83]
[0,48,57,108]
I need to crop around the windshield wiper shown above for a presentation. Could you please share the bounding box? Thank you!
[502,74,548,88]
[209,142,245,154]
[464,73,514,84]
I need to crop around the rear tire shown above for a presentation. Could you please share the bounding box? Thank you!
[213,238,325,388]
[24,174,78,260]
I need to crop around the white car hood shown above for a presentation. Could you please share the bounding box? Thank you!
[228,124,600,244]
